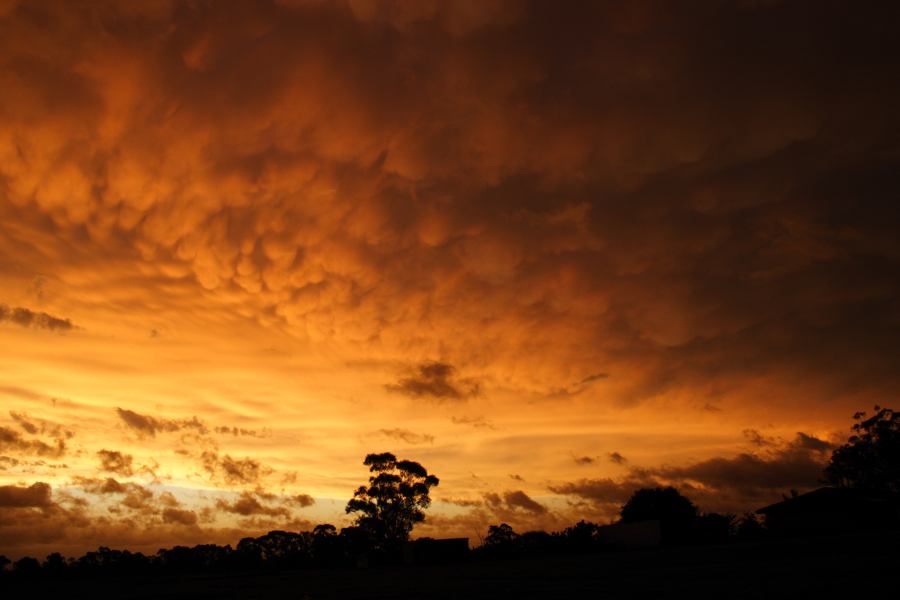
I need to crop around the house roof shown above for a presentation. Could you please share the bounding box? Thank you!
[756,487,894,515]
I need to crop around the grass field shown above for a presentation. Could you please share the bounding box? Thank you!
[7,532,897,599]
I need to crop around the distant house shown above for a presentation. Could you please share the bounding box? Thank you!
[403,538,469,566]
[756,487,900,536]
[595,520,662,549]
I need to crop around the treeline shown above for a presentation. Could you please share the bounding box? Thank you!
[0,502,767,581]
[477,513,766,561]
[1,524,369,579]
[2,406,896,581]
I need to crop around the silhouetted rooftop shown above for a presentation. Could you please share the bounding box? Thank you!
[756,487,896,516]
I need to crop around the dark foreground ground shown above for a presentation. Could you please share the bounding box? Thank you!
[7,532,898,599]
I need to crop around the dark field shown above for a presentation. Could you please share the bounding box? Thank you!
[8,532,897,599]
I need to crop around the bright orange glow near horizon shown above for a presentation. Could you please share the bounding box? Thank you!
[2,0,899,560]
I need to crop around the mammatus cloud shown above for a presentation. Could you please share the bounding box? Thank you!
[0,0,897,411]
[376,428,434,445]
[1,0,899,558]
[0,304,74,331]
[386,362,480,401]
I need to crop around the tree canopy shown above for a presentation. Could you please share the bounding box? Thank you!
[345,452,439,550]
[824,406,900,494]
[620,486,698,524]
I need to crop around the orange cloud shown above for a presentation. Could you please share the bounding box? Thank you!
[1,0,899,558]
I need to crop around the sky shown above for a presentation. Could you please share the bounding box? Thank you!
[1,0,899,559]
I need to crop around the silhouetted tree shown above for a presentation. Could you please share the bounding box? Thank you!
[519,530,555,555]
[621,486,698,523]
[182,544,234,572]
[235,537,264,569]
[560,520,602,552]
[694,512,735,544]
[0,555,10,574]
[13,556,40,577]
[620,487,698,545]
[42,552,67,576]
[734,512,767,542]
[345,452,439,552]
[824,406,900,493]
[484,523,519,547]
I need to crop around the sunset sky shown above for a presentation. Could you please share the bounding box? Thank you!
[2,0,899,559]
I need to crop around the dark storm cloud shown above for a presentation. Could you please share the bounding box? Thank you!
[552,434,833,513]
[115,408,208,437]
[292,493,315,507]
[0,482,53,507]
[73,477,155,511]
[793,432,834,453]
[548,478,639,510]
[648,451,824,497]
[9,412,38,434]
[743,429,776,447]
[0,426,66,457]
[161,508,198,526]
[74,477,127,495]
[0,304,74,331]
[386,362,480,401]
[213,425,268,438]
[608,452,627,465]
[502,490,547,514]
[450,416,496,430]
[376,428,434,445]
[8,411,73,439]
[442,497,482,508]
[215,491,289,517]
[201,451,271,485]
[97,449,134,476]
[484,490,548,515]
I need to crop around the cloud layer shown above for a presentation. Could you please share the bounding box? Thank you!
[1,0,898,558]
